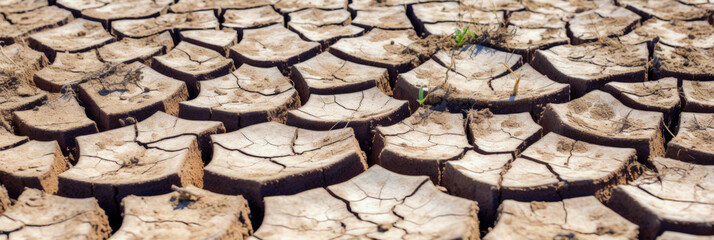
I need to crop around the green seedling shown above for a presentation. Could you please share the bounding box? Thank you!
[500,62,521,101]
[454,26,475,47]
[416,86,428,105]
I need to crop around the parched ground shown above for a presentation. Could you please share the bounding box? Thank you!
[0,0,713,239]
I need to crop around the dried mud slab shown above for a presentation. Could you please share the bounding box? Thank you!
[179,29,237,56]
[111,186,252,239]
[111,10,219,39]
[28,19,114,61]
[665,112,714,164]
[169,0,272,13]
[287,8,364,46]
[433,44,521,82]
[410,2,502,35]
[484,196,639,240]
[0,6,73,45]
[621,19,714,49]
[396,60,567,116]
[498,11,569,59]
[13,97,98,154]
[619,0,708,21]
[0,0,47,14]
[254,166,480,239]
[602,78,680,126]
[372,109,470,184]
[58,112,223,220]
[330,29,425,80]
[0,128,28,150]
[98,32,175,64]
[222,6,283,31]
[0,189,111,240]
[56,0,170,27]
[467,110,542,155]
[568,5,640,44]
[0,44,48,129]
[287,87,409,149]
[290,52,390,103]
[532,42,648,97]
[204,122,367,219]
[273,0,348,13]
[608,157,714,239]
[34,51,106,92]
[444,132,638,225]
[78,62,189,130]
[179,65,299,131]
[0,140,68,198]
[522,0,599,17]
[460,0,524,11]
[541,90,664,161]
[682,81,714,113]
[0,185,8,215]
[152,42,234,96]
[353,6,413,30]
[653,44,714,81]
[658,232,714,240]
[229,24,320,71]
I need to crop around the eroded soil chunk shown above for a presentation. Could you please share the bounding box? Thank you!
[56,0,170,27]
[0,140,69,198]
[0,188,111,240]
[568,5,640,44]
[34,50,107,92]
[28,19,114,61]
[111,186,252,239]
[665,112,714,164]
[602,77,680,126]
[229,24,320,71]
[179,29,237,56]
[608,157,714,239]
[98,31,175,64]
[541,90,664,161]
[254,166,480,239]
[467,110,542,155]
[222,6,283,31]
[0,6,73,45]
[619,0,708,21]
[152,41,234,96]
[111,10,218,38]
[287,8,364,46]
[682,81,714,113]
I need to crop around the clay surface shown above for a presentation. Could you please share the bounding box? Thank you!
[223,6,283,30]
[170,0,272,13]
[653,44,714,81]
[152,41,234,96]
[287,8,363,45]
[353,6,413,30]
[0,188,111,240]
[608,157,714,239]
[179,64,299,131]
[0,185,9,215]
[666,112,714,164]
[568,5,640,44]
[0,140,69,198]
[602,78,680,127]
[34,50,107,92]
[467,110,542,155]
[273,0,347,13]
[57,0,170,27]
[229,24,320,71]
[621,19,714,49]
[0,44,48,131]
[111,10,218,38]
[179,29,237,56]
[254,166,480,239]
[111,186,253,240]
[28,19,114,61]
[682,81,714,113]
[98,32,175,64]
[619,0,708,21]
[0,6,73,45]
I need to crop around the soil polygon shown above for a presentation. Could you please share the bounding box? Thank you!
[607,157,714,239]
[410,2,502,35]
[665,112,714,164]
[28,19,114,61]
[169,0,272,13]
[372,109,470,184]
[0,0,48,14]
[619,0,708,21]
[329,28,425,80]
[532,42,648,97]
[467,110,542,155]
[56,0,170,28]
[353,6,413,30]
[290,51,391,103]
[179,29,237,56]
[287,87,410,149]
[111,186,253,239]
[253,166,480,239]
[222,6,283,31]
[229,24,320,72]
[0,6,73,45]
[653,44,714,81]
[0,140,69,198]
[541,90,664,161]
[0,128,28,150]
[152,41,234,96]
[58,112,223,221]
[287,8,363,46]
[111,10,218,39]
[78,62,189,130]
[0,44,48,130]
[204,122,367,221]
[0,189,111,240]
[521,0,599,18]
[34,50,107,92]
[621,19,714,49]
[97,31,175,64]
[12,96,98,154]
[273,0,348,13]
[682,81,714,113]
[568,5,641,44]
[484,196,639,240]
[179,64,299,131]
[602,77,680,127]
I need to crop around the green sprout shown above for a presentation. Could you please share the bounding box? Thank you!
[454,26,475,47]
[417,86,428,106]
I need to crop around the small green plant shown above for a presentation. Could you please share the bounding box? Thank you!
[454,26,475,47]
[416,86,428,106]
